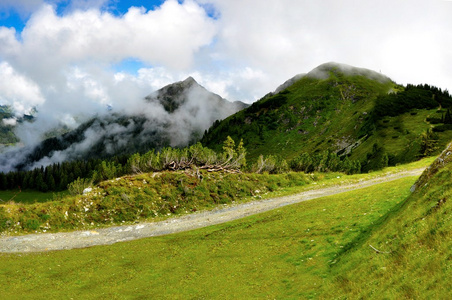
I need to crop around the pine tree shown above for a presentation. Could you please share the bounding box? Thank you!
[445,108,452,124]
[35,172,48,192]
[59,173,68,191]
[0,173,7,190]
[47,174,56,191]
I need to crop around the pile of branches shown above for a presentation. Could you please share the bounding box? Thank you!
[127,139,246,175]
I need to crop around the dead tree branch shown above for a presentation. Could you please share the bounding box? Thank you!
[369,244,391,254]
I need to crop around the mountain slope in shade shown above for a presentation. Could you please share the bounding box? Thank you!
[0,77,248,172]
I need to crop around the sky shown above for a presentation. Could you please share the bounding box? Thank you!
[0,0,451,131]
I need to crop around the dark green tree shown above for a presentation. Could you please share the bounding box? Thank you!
[420,129,439,157]
[444,108,452,124]
[35,172,48,192]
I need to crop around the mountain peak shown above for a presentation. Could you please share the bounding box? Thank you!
[183,76,197,85]
[145,75,247,114]
[306,62,391,83]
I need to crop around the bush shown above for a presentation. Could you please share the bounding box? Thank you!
[68,177,93,196]
[289,151,361,174]
[0,208,12,231]
[25,219,40,231]
[433,124,452,132]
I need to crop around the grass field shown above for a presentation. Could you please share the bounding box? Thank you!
[0,190,66,205]
[0,176,417,299]
[323,151,452,299]
[0,157,433,236]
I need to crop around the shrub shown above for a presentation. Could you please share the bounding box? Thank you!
[68,177,93,196]
[0,207,12,231]
[25,219,40,231]
[432,124,452,132]
[290,151,361,174]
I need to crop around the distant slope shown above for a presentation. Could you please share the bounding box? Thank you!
[0,105,35,146]
[201,62,452,170]
[327,142,452,298]
[0,106,18,145]
[1,78,247,171]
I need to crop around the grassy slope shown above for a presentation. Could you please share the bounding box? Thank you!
[0,171,317,235]
[323,144,452,299]
[2,157,447,299]
[202,65,450,167]
[204,70,393,160]
[0,176,417,299]
[0,190,67,205]
[360,108,452,164]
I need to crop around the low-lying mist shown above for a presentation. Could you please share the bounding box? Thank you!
[0,77,246,173]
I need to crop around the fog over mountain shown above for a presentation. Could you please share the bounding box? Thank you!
[0,77,247,172]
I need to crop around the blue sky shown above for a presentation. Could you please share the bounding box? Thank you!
[0,0,167,39]
[0,0,451,130]
[0,0,218,74]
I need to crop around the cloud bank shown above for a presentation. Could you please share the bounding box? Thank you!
[0,0,450,156]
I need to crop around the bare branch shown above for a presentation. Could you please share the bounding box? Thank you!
[369,244,391,254]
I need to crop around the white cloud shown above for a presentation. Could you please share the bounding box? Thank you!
[2,118,17,126]
[12,1,216,71]
[199,0,452,93]
[0,27,21,56]
[0,61,44,116]
[0,0,219,140]
[0,0,450,149]
[62,0,111,11]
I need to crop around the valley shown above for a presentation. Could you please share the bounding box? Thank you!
[0,62,451,298]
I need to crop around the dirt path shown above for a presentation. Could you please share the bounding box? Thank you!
[0,168,424,253]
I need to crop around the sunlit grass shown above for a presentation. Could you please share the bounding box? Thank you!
[323,158,452,299]
[0,176,417,299]
[0,155,431,236]
[0,190,66,205]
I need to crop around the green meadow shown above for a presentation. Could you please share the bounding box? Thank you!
[1,176,417,299]
[2,156,450,299]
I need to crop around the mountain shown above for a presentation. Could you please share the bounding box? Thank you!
[0,77,248,172]
[201,62,452,171]
[146,76,247,114]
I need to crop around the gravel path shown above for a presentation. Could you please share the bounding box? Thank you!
[0,169,424,253]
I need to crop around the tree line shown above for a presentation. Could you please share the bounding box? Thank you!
[0,139,246,192]
[373,84,452,120]
[0,157,127,192]
[0,137,363,193]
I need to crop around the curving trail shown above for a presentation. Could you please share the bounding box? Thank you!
[0,168,424,253]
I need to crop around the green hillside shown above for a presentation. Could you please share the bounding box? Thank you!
[202,63,452,171]
[325,142,452,298]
